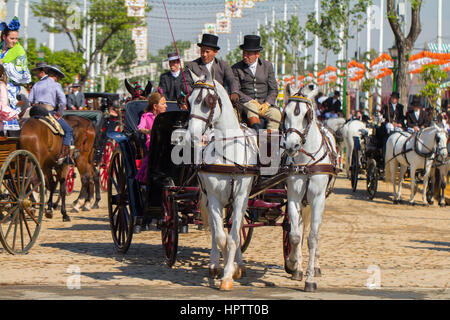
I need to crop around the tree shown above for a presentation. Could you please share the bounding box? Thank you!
[387,0,423,107]
[225,46,241,66]
[420,64,447,120]
[31,0,150,86]
[147,41,192,75]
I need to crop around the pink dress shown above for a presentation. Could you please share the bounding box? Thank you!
[135,112,156,183]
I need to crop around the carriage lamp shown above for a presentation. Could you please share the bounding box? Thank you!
[388,44,399,92]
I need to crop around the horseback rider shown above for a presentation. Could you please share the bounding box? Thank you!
[231,35,281,131]
[184,33,239,100]
[28,62,73,165]
[406,96,431,133]
[158,52,188,110]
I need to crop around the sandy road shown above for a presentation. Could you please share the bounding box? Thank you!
[0,174,448,300]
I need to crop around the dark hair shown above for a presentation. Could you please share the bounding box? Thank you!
[1,28,18,42]
[0,64,7,85]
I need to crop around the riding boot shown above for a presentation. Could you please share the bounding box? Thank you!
[56,145,70,165]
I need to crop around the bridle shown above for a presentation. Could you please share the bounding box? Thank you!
[282,95,314,145]
[188,81,222,135]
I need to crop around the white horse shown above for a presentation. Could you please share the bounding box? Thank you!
[341,119,367,178]
[283,85,337,292]
[324,117,346,168]
[186,71,258,291]
[385,124,448,205]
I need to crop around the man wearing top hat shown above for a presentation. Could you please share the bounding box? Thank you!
[67,83,85,110]
[184,33,238,95]
[231,35,280,131]
[406,96,430,132]
[323,90,342,119]
[158,52,188,110]
[382,92,406,132]
[28,63,73,165]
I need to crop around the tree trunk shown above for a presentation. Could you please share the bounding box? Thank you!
[396,44,411,108]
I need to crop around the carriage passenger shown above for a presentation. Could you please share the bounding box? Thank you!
[135,92,167,183]
[0,65,19,129]
[0,17,31,136]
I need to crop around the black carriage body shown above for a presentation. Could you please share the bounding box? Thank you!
[107,100,190,217]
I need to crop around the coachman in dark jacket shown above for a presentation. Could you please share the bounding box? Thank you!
[158,52,188,109]
[406,96,430,131]
[231,35,280,131]
[382,92,406,129]
[184,34,239,95]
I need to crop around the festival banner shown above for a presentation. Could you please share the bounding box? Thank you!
[124,0,145,7]
[369,53,393,79]
[132,26,147,61]
[317,66,337,86]
[408,51,450,74]
[347,60,366,82]
[242,0,255,8]
[127,6,145,17]
[216,12,232,34]
[204,23,217,35]
[225,0,243,18]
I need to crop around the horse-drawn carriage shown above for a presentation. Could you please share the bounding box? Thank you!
[106,78,338,292]
[349,121,385,199]
[0,137,45,254]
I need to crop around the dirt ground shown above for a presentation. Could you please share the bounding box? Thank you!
[0,173,448,300]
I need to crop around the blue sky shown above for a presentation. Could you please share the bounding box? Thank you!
[5,0,450,63]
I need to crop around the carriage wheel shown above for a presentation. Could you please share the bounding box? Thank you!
[0,150,45,254]
[366,159,378,200]
[108,148,133,253]
[350,148,359,192]
[282,215,292,272]
[161,189,179,268]
[226,210,254,253]
[100,140,115,192]
[66,166,75,195]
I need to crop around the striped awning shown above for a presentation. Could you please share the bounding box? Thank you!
[428,42,450,53]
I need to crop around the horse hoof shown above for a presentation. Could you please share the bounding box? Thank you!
[208,267,222,279]
[219,279,233,291]
[92,204,100,209]
[439,203,446,208]
[62,215,71,222]
[82,206,90,212]
[232,267,243,280]
[314,267,322,277]
[284,260,294,275]
[240,266,247,278]
[45,211,53,219]
[71,208,79,213]
[304,282,317,292]
[409,202,415,206]
[393,200,399,205]
[291,270,303,281]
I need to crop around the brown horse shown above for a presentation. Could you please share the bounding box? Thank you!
[19,116,96,221]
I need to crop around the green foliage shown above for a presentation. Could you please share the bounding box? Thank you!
[101,29,137,72]
[147,41,192,75]
[226,46,242,66]
[420,64,447,116]
[105,76,119,92]
[361,78,375,92]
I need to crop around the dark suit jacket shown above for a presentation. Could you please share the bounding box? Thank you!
[323,97,342,114]
[159,71,187,101]
[184,57,239,94]
[406,108,430,128]
[67,92,85,109]
[231,58,278,106]
[382,103,405,127]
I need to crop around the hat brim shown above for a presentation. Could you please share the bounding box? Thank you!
[165,57,181,62]
[239,45,263,52]
[46,67,65,79]
[197,43,220,50]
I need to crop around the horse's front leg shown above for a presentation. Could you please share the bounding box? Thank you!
[92,165,101,209]
[286,182,305,281]
[304,189,326,292]
[389,162,399,203]
[396,164,408,204]
[57,167,71,222]
[220,190,248,291]
[45,169,56,219]
[422,161,432,205]
[208,211,222,280]
[207,197,228,285]
[408,166,417,205]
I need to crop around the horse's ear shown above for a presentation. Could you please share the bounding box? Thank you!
[124,79,135,96]
[144,81,153,97]
[188,69,201,83]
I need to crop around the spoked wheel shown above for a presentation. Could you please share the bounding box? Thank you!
[282,215,292,273]
[0,150,45,254]
[100,140,116,192]
[161,188,179,268]
[66,166,75,195]
[366,159,378,200]
[226,209,254,253]
[350,148,359,192]
[108,148,133,253]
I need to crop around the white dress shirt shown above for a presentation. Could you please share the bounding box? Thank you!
[248,60,258,77]
[171,70,181,78]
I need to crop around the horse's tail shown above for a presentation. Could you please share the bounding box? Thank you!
[199,191,209,232]
[301,205,311,248]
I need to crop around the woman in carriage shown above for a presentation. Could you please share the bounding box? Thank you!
[135,92,167,183]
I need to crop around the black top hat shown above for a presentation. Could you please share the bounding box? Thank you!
[391,92,399,99]
[46,64,65,79]
[411,96,422,107]
[197,34,220,50]
[71,83,81,88]
[165,52,180,62]
[239,35,263,52]
[334,90,340,97]
[31,62,49,71]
